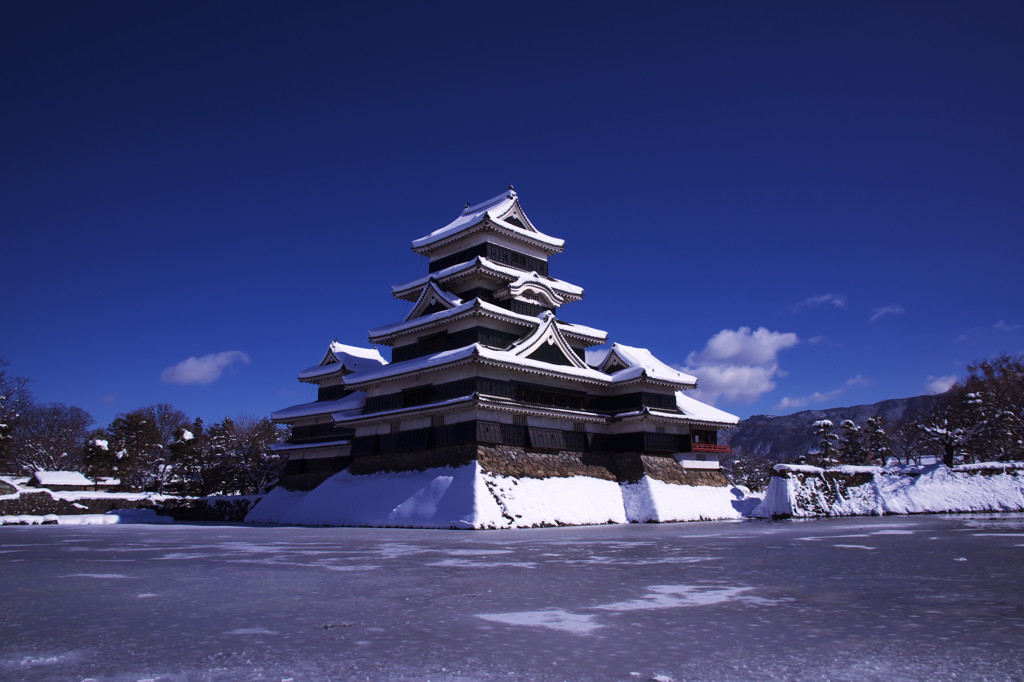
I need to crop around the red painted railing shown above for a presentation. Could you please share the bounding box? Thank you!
[691,443,732,454]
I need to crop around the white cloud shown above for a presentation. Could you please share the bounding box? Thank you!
[774,375,869,411]
[682,327,799,405]
[995,320,1022,331]
[794,293,846,312]
[161,351,251,385]
[925,375,958,395]
[870,304,905,322]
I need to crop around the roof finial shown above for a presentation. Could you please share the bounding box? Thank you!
[508,184,515,191]
[464,201,470,209]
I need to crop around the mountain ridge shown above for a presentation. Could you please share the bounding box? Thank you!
[721,393,946,461]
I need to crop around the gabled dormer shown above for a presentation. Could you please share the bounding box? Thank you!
[405,279,462,321]
[298,342,388,384]
[593,343,698,388]
[511,312,590,369]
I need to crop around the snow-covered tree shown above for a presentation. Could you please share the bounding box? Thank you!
[83,429,116,480]
[863,416,890,465]
[103,404,188,491]
[6,402,93,473]
[721,447,774,491]
[913,356,1024,465]
[170,418,236,496]
[210,416,286,495]
[810,419,839,466]
[838,419,865,465]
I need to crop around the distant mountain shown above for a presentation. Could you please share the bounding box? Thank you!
[721,394,946,462]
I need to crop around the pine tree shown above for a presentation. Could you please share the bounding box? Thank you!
[170,418,234,496]
[104,405,188,491]
[811,419,839,466]
[82,428,117,481]
[863,416,891,465]
[838,419,865,465]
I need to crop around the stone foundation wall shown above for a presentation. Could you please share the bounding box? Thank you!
[348,444,729,487]
[638,455,729,486]
[477,446,620,481]
[0,492,150,516]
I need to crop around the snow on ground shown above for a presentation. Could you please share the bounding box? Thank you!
[754,463,1024,518]
[0,509,173,526]
[621,477,756,522]
[246,463,752,528]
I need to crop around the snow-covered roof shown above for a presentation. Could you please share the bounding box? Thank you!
[392,257,583,301]
[370,298,607,346]
[554,321,607,344]
[411,189,565,253]
[343,342,614,388]
[590,344,697,387]
[298,343,387,380]
[272,392,367,421]
[370,299,532,341]
[674,392,740,425]
[31,471,92,487]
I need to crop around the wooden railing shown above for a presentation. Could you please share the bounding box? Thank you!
[691,443,732,454]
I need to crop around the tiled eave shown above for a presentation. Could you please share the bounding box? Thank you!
[341,345,614,390]
[333,395,476,425]
[615,408,738,429]
[368,299,537,345]
[392,257,583,303]
[412,216,564,257]
[271,438,351,452]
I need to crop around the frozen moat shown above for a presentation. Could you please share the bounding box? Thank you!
[1,514,1023,681]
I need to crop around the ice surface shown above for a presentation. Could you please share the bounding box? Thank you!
[2,515,1022,681]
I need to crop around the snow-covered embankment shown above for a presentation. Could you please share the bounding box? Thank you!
[246,462,759,529]
[752,462,1024,518]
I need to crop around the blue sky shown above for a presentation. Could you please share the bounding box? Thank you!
[3,1,1022,430]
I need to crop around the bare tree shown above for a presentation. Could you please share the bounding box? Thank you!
[0,358,33,471]
[7,402,93,473]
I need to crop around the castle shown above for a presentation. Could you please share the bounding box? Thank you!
[249,188,749,528]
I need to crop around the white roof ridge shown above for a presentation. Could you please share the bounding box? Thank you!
[369,298,541,341]
[463,188,516,215]
[391,256,583,298]
[411,190,565,252]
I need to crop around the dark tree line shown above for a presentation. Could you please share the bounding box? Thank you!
[0,358,286,495]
